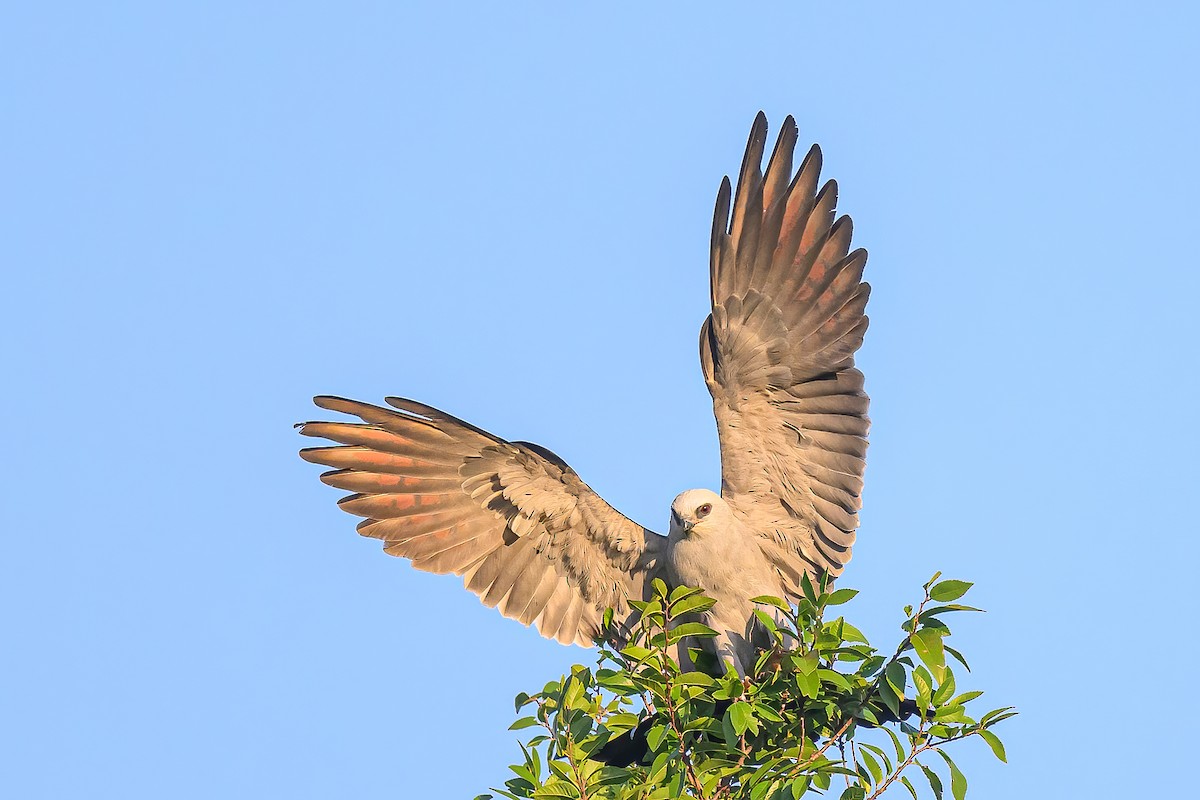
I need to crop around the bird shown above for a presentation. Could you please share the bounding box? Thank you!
[298,113,870,678]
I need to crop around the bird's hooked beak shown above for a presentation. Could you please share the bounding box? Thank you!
[671,509,693,533]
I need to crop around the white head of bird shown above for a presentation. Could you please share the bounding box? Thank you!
[668,489,730,541]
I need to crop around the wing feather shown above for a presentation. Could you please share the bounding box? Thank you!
[703,115,871,582]
[299,396,666,646]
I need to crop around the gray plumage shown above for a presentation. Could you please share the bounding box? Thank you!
[299,113,869,675]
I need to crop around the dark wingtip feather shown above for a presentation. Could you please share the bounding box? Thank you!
[802,143,822,174]
[386,396,505,442]
[741,114,769,177]
[710,176,733,306]
[383,396,438,419]
[313,395,352,409]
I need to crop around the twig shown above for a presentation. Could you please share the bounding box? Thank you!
[863,731,981,800]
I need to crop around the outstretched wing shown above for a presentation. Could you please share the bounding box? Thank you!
[299,396,666,646]
[700,113,870,588]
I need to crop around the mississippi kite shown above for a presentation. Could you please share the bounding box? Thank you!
[299,113,869,676]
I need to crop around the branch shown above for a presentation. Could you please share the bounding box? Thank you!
[863,730,982,800]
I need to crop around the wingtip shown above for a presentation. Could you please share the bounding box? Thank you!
[313,395,353,411]
[296,422,327,437]
[298,446,328,463]
[745,113,768,156]
[384,396,435,418]
[776,116,798,146]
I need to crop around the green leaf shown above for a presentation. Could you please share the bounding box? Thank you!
[945,645,972,672]
[590,767,634,788]
[796,667,820,699]
[827,588,859,605]
[754,703,784,723]
[712,673,743,700]
[981,706,1017,726]
[838,786,866,800]
[861,743,893,774]
[752,609,779,635]
[818,668,853,691]
[727,701,758,735]
[929,580,973,602]
[532,780,579,799]
[602,712,640,734]
[856,705,880,725]
[900,776,920,800]
[670,593,717,617]
[858,746,885,783]
[979,729,1008,762]
[912,665,934,709]
[911,628,946,672]
[857,655,886,677]
[666,621,719,644]
[937,750,968,800]
[795,652,820,675]
[919,763,944,800]
[561,677,587,709]
[668,584,704,604]
[885,661,907,697]
[509,716,539,731]
[546,761,573,782]
[645,750,669,784]
[801,574,819,606]
[878,677,902,717]
[882,724,906,763]
[931,667,956,706]
[750,595,790,612]
[620,645,652,662]
[921,604,984,617]
[674,671,714,687]
[932,704,967,722]
[645,723,670,752]
[832,619,870,644]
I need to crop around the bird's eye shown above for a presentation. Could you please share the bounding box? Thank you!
[696,503,712,518]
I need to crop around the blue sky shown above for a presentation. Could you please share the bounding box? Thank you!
[4,3,1198,798]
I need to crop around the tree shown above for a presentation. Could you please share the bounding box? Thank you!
[480,574,1014,800]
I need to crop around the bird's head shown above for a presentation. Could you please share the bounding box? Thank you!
[669,489,729,539]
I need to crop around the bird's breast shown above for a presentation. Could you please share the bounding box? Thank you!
[666,534,780,601]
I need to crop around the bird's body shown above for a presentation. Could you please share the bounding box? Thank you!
[299,114,871,677]
[666,491,789,674]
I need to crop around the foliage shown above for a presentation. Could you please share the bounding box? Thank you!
[478,574,1014,800]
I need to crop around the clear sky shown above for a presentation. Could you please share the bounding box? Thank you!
[3,3,1197,798]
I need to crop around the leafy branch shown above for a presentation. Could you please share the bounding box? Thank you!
[480,575,1014,800]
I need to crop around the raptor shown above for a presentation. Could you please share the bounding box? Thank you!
[299,113,870,677]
